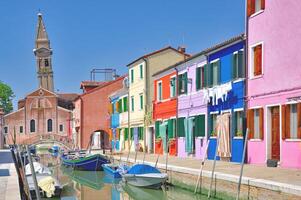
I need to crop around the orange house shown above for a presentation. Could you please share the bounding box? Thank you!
[153,69,177,155]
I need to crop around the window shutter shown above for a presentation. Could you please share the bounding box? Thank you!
[232,53,237,79]
[297,103,301,139]
[184,73,188,94]
[125,128,128,140]
[177,117,185,137]
[123,97,128,112]
[285,105,291,139]
[247,0,255,17]
[130,128,134,139]
[155,121,160,138]
[217,60,221,84]
[208,63,213,87]
[259,108,264,140]
[168,119,173,139]
[281,105,286,140]
[238,50,245,78]
[232,112,237,137]
[195,115,205,137]
[261,0,265,10]
[247,109,254,139]
[204,64,208,87]
[178,74,182,94]
[196,67,200,91]
[254,45,262,76]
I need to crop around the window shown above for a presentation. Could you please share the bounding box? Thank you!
[45,59,49,67]
[167,118,176,139]
[210,114,218,136]
[247,108,264,139]
[139,64,143,79]
[195,115,205,137]
[130,69,134,83]
[123,96,128,112]
[59,124,64,132]
[118,99,123,113]
[131,96,134,111]
[196,65,206,90]
[157,82,162,101]
[209,60,220,86]
[247,0,265,17]
[233,50,245,79]
[30,119,35,133]
[155,121,162,138]
[19,126,23,133]
[233,111,244,137]
[139,94,143,110]
[177,117,186,137]
[4,127,8,134]
[124,128,129,140]
[251,44,263,77]
[47,119,53,132]
[282,104,301,139]
[170,77,176,98]
[178,72,187,95]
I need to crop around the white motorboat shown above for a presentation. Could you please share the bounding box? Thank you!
[121,164,168,189]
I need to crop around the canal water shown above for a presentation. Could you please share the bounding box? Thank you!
[38,150,221,200]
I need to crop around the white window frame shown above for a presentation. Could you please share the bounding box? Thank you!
[157,81,163,101]
[249,42,264,79]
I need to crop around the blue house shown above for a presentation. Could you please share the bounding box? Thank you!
[205,35,246,163]
[110,96,120,151]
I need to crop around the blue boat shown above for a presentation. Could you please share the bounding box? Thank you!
[61,154,110,171]
[102,164,129,178]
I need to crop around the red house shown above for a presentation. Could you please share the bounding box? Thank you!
[153,69,177,155]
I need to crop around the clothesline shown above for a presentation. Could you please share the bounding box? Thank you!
[202,82,232,105]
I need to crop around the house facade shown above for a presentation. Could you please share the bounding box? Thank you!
[247,0,301,168]
[127,46,189,153]
[153,70,177,155]
[206,35,246,163]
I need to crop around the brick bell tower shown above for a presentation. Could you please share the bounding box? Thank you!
[33,12,54,92]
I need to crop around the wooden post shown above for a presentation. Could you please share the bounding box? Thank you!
[208,135,220,199]
[26,145,41,200]
[236,129,249,200]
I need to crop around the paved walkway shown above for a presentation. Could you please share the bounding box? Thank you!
[94,151,301,196]
[0,150,20,200]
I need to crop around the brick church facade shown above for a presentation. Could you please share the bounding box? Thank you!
[3,13,78,145]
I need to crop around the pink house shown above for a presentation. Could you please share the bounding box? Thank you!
[247,0,301,169]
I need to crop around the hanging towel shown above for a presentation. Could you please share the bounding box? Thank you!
[217,113,231,158]
[160,121,168,153]
[185,117,194,153]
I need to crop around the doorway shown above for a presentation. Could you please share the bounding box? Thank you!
[271,106,280,160]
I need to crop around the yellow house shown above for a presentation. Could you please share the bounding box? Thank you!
[127,46,189,152]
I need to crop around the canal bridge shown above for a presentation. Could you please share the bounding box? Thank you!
[19,133,74,150]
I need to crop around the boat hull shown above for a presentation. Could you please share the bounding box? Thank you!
[61,154,110,171]
[122,173,168,189]
[102,164,122,178]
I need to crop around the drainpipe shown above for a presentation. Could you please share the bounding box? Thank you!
[175,67,179,155]
[80,96,83,149]
[127,75,131,152]
[142,58,148,152]
[244,0,249,161]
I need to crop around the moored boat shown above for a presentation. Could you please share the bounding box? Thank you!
[102,163,129,178]
[61,153,110,171]
[122,164,168,189]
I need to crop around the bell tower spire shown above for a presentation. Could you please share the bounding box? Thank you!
[33,12,54,92]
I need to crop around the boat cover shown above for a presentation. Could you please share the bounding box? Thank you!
[38,176,56,198]
[127,164,160,175]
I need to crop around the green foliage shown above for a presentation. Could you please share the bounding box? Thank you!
[0,81,14,114]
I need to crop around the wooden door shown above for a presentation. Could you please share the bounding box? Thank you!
[271,107,280,160]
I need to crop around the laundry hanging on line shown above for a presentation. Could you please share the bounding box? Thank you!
[202,82,232,105]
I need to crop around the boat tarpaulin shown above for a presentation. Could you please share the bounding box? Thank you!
[127,164,160,175]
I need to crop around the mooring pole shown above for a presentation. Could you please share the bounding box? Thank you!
[26,145,41,200]
[236,129,249,200]
[208,135,220,199]
[17,145,32,200]
[194,139,210,194]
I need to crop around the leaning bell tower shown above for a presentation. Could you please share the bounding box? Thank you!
[33,12,54,92]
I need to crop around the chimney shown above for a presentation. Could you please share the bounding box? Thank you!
[178,46,186,53]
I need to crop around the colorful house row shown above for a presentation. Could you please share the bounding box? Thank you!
[153,35,246,163]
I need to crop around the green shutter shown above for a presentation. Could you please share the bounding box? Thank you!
[118,99,122,112]
[124,128,129,140]
[130,128,134,139]
[140,65,143,78]
[155,121,161,138]
[204,64,208,87]
[168,119,174,139]
[238,50,244,78]
[232,53,237,79]
[196,67,200,91]
[140,95,143,110]
[131,69,134,83]
[138,127,143,140]
[184,72,188,94]
[232,112,237,137]
[131,96,134,111]
[178,74,182,94]
[123,96,128,112]
[177,117,185,137]
[195,115,205,137]
[208,63,213,86]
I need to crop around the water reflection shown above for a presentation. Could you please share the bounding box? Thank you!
[38,151,217,200]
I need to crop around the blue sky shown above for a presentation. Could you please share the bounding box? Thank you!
[0,0,245,109]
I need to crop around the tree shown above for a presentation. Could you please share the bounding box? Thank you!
[0,81,14,114]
